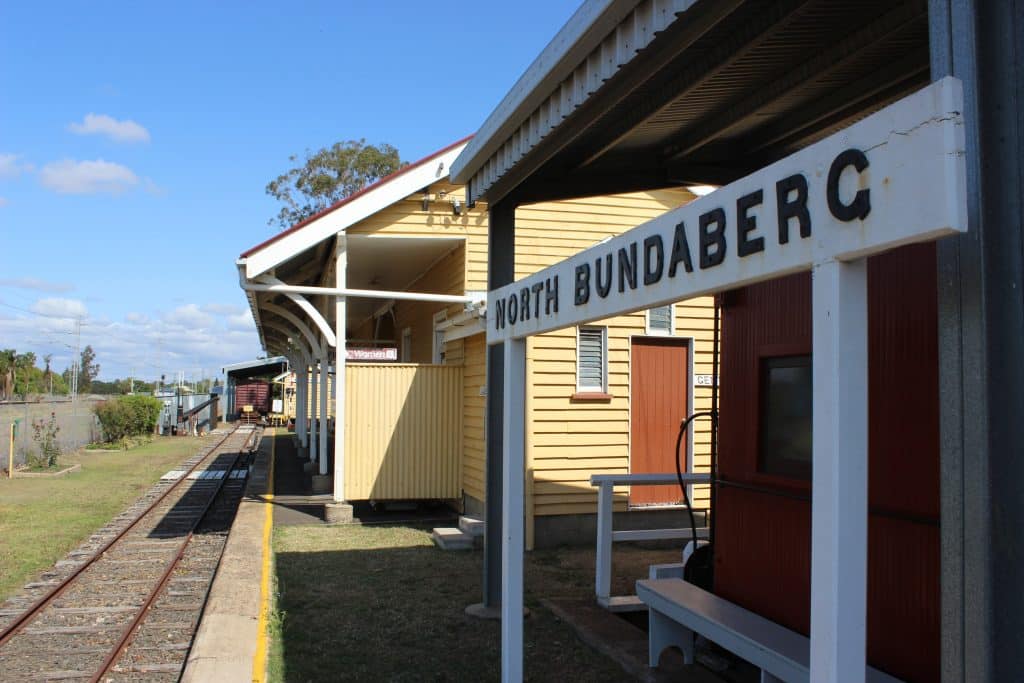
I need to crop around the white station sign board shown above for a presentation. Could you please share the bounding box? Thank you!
[487,77,967,345]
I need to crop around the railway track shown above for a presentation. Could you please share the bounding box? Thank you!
[0,425,261,682]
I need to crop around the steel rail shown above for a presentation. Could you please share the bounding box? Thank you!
[92,439,254,682]
[0,426,240,647]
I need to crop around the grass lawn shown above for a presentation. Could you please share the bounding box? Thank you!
[0,434,215,600]
[270,524,680,682]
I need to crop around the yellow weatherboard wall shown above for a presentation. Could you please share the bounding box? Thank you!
[279,177,714,527]
[455,190,714,517]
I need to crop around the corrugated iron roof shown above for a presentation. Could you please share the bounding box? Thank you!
[452,0,928,206]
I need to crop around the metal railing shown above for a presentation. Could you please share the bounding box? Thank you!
[589,472,711,611]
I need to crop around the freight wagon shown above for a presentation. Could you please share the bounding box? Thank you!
[234,379,271,417]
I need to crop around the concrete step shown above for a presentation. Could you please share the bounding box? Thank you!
[431,527,474,551]
[458,515,485,537]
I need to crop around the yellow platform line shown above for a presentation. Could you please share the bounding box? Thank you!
[252,428,276,682]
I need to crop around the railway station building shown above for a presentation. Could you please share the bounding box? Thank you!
[448,1,1023,682]
[237,137,719,546]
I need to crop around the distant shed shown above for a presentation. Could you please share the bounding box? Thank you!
[222,357,288,420]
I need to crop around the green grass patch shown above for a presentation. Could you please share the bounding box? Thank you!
[0,434,215,600]
[269,523,678,681]
[84,434,154,451]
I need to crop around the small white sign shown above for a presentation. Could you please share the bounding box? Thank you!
[694,375,717,387]
[346,347,398,361]
[487,78,966,344]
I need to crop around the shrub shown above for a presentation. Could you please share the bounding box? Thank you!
[28,412,61,469]
[94,395,162,444]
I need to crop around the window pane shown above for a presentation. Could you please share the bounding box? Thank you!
[648,305,672,332]
[759,355,812,478]
[578,327,605,390]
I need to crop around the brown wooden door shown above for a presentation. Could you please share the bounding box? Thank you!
[630,337,689,505]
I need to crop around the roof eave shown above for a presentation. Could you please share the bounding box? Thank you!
[450,0,635,186]
[243,138,471,280]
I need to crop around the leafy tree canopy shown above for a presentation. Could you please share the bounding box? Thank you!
[79,345,99,393]
[1,348,69,398]
[265,139,403,230]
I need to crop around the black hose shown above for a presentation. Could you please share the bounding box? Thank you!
[675,411,715,555]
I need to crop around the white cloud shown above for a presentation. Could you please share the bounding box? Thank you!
[201,303,243,315]
[32,297,88,319]
[67,113,150,143]
[39,159,139,195]
[0,298,263,382]
[0,277,74,293]
[226,311,256,332]
[0,153,31,179]
[165,303,214,329]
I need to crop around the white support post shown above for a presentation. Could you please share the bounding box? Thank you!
[595,481,614,605]
[309,359,318,464]
[501,337,526,683]
[334,234,347,503]
[296,362,307,448]
[810,258,868,683]
[319,342,329,475]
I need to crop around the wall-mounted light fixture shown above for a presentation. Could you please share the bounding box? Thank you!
[421,192,431,211]
[451,198,463,216]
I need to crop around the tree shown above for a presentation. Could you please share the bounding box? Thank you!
[0,349,14,400]
[43,354,53,395]
[265,139,403,229]
[79,345,99,393]
[13,352,38,396]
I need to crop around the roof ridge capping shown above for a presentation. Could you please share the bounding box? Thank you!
[239,135,472,278]
[450,0,638,185]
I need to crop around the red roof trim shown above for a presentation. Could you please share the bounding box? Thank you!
[240,135,474,259]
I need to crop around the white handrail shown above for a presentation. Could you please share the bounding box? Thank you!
[589,472,710,610]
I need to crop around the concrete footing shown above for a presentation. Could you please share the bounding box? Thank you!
[432,527,474,550]
[324,502,353,524]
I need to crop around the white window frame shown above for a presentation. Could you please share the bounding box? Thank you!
[432,310,448,365]
[401,327,412,362]
[646,303,674,336]
[576,325,608,393]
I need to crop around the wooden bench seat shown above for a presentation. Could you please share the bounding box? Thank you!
[636,578,902,683]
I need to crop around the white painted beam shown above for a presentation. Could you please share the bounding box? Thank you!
[309,356,318,464]
[243,281,475,306]
[253,275,338,348]
[296,357,308,448]
[334,235,348,502]
[595,480,614,604]
[501,337,526,683]
[486,79,967,345]
[262,303,323,358]
[319,340,329,476]
[810,258,868,682]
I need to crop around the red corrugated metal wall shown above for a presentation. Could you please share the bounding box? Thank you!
[715,243,939,682]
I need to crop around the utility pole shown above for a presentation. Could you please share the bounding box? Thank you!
[71,318,81,408]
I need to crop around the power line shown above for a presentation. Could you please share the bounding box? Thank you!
[0,300,85,321]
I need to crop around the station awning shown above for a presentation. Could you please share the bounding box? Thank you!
[451,0,929,206]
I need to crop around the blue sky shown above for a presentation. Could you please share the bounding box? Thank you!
[0,0,580,382]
